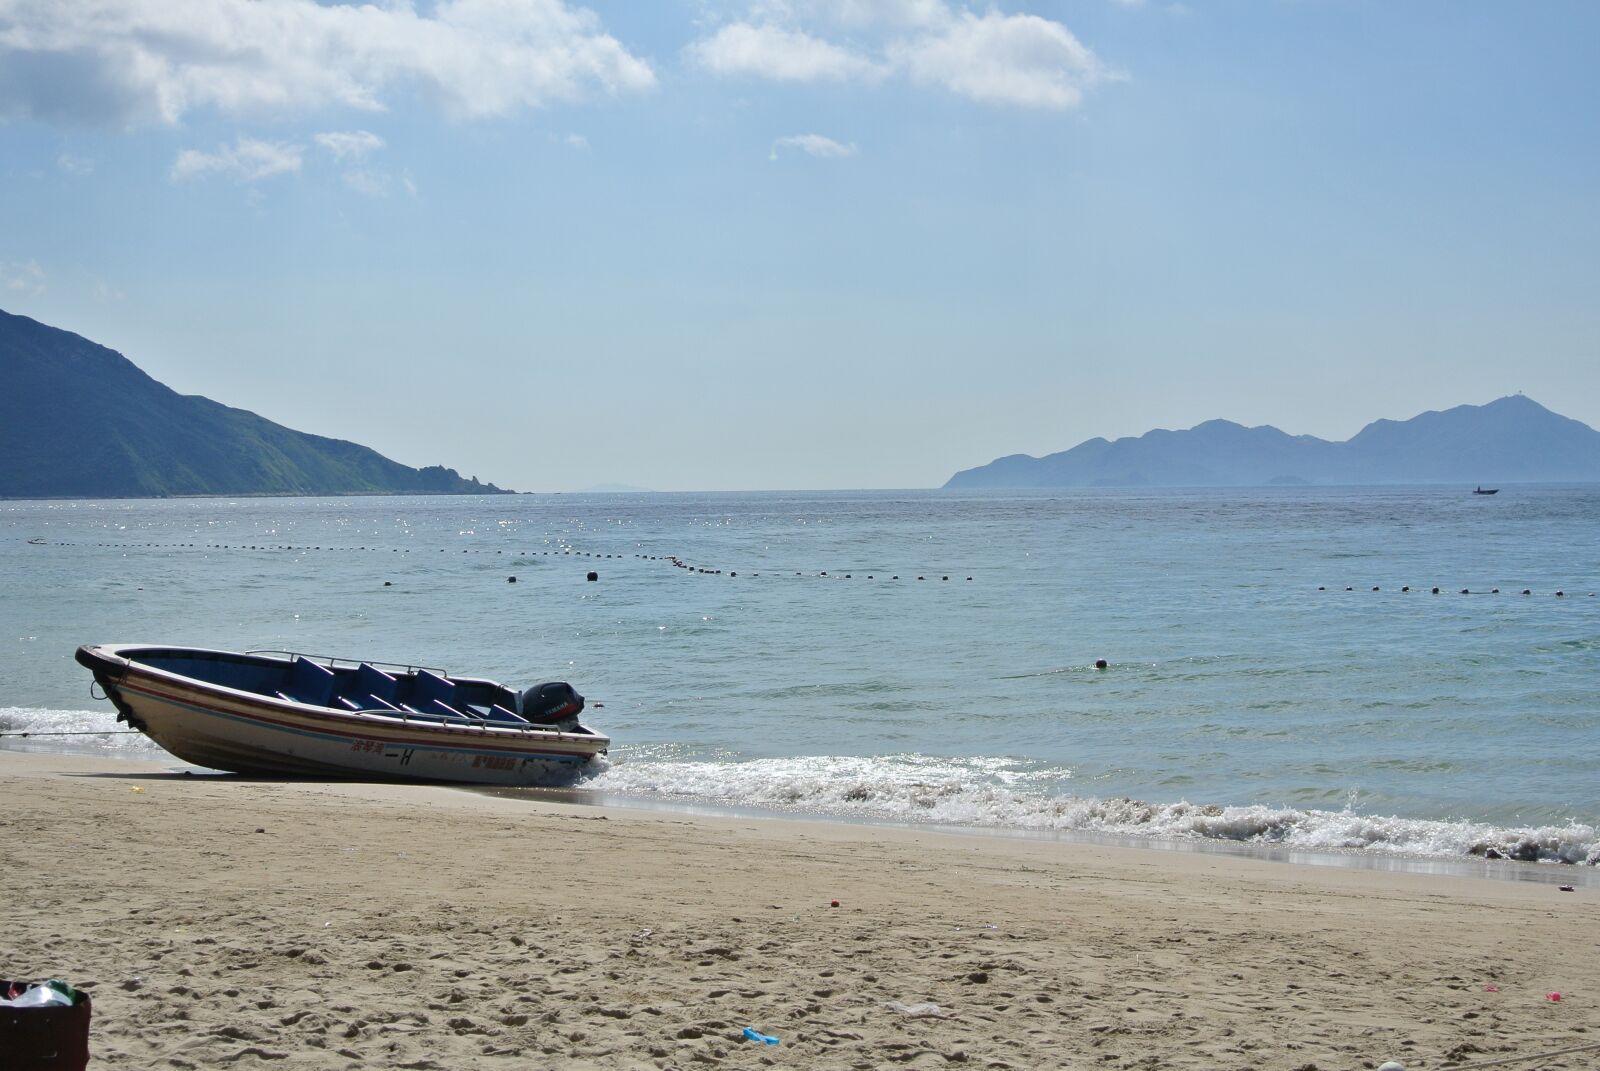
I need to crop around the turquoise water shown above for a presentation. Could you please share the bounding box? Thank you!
[3,488,1597,863]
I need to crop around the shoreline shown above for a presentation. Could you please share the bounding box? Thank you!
[491,785,1600,888]
[5,749,1597,1069]
[5,736,1598,886]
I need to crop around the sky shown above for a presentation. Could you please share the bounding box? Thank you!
[1,1,1596,492]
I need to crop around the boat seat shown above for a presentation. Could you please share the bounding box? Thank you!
[468,703,530,725]
[278,657,336,707]
[356,663,398,703]
[404,669,467,718]
[398,703,472,723]
[333,664,401,713]
[412,668,456,703]
[337,694,400,713]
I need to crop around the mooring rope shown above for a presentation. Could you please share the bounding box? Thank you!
[0,730,144,738]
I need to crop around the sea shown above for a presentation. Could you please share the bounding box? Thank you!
[4,488,1597,874]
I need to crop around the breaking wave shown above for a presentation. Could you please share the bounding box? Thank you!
[7,710,1594,866]
[0,706,164,756]
[584,752,1600,866]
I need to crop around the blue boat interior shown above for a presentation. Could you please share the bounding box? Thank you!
[129,648,544,728]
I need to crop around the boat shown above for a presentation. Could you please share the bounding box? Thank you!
[1474,486,1500,495]
[74,644,608,785]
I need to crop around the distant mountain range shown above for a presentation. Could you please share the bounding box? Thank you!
[0,309,512,498]
[945,396,1600,489]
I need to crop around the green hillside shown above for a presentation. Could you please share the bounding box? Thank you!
[0,309,513,498]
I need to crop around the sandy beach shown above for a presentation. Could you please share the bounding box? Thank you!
[2,751,1595,1070]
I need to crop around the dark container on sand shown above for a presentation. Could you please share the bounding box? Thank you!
[0,982,91,1071]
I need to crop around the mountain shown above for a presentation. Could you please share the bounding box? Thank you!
[944,396,1600,489]
[0,309,513,498]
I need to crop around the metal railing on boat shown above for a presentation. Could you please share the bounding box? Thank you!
[245,650,450,676]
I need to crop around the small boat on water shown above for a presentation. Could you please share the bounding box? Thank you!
[1474,486,1500,495]
[75,644,608,785]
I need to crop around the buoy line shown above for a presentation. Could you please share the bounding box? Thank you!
[19,544,1593,596]
[20,539,980,583]
[1318,585,1590,597]
[645,553,972,583]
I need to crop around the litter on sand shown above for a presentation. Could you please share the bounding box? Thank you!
[742,1026,780,1045]
[883,1001,945,1018]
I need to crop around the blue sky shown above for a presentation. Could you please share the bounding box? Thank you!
[2,1,1596,491]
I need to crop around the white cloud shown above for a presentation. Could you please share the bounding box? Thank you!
[688,22,882,82]
[1,259,45,295]
[775,0,948,29]
[891,11,1108,110]
[770,133,858,159]
[339,169,390,197]
[314,130,385,163]
[170,136,303,184]
[312,130,390,195]
[0,0,656,127]
[563,132,589,149]
[56,152,93,175]
[688,2,1112,110]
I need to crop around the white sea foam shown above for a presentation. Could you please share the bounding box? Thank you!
[0,706,164,755]
[584,753,1600,866]
[6,706,1594,866]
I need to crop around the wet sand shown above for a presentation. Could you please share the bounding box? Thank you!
[3,750,1596,1069]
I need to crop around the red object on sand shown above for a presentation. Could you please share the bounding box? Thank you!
[1546,992,1562,1002]
[1483,984,1500,992]
[830,900,840,908]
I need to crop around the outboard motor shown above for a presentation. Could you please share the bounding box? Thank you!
[518,681,584,730]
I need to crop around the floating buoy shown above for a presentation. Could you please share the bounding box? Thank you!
[1094,658,1108,670]
[1556,590,1565,597]
[1522,589,1531,595]
[1432,587,1440,594]
[586,571,598,582]
[1401,586,1410,592]
[507,576,517,583]
[383,581,392,587]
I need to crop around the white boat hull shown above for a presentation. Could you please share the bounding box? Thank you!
[78,645,608,786]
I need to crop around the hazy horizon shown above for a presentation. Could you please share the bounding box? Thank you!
[3,2,1596,492]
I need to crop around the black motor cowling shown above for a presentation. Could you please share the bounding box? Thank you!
[518,681,584,725]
